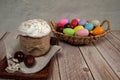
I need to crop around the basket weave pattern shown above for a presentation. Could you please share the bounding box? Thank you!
[50,20,111,45]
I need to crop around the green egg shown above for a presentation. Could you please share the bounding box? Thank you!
[63,28,75,36]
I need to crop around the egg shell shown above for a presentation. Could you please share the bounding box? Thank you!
[59,19,69,25]
[90,20,101,27]
[74,26,84,32]
[85,23,94,30]
[64,23,73,28]
[56,27,64,32]
[76,29,89,37]
[71,19,79,27]
[92,26,104,35]
[79,19,87,26]
[63,28,75,36]
[57,23,64,27]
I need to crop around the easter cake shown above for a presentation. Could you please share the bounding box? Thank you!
[50,18,111,45]
[18,19,51,57]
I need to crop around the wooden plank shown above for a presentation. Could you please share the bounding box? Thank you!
[3,32,19,40]
[79,42,119,80]
[0,32,13,80]
[0,32,7,61]
[105,32,120,51]
[58,42,93,80]
[48,32,61,80]
[93,34,120,79]
[48,55,61,80]
[111,31,120,40]
[0,32,7,40]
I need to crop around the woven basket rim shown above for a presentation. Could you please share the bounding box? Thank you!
[49,20,111,45]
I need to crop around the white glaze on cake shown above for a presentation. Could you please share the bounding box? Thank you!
[18,19,51,37]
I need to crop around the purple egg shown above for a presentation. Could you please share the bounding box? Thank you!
[79,19,87,26]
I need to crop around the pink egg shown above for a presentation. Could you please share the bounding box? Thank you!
[76,29,89,37]
[59,19,68,25]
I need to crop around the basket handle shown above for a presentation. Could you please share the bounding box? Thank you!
[49,20,56,32]
[100,20,111,31]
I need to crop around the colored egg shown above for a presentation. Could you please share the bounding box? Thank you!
[71,19,79,27]
[57,22,64,27]
[85,23,94,30]
[63,28,75,36]
[79,19,87,26]
[64,23,73,28]
[76,29,89,37]
[56,27,64,32]
[90,20,101,27]
[74,26,84,32]
[59,18,68,25]
[92,26,104,35]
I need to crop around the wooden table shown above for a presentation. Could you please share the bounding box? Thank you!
[0,31,120,80]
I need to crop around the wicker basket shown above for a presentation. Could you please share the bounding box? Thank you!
[49,20,111,45]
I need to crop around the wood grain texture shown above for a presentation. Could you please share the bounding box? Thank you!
[105,32,120,51]
[48,55,61,80]
[0,32,6,40]
[111,31,120,40]
[1,31,120,80]
[93,33,120,79]
[79,42,119,80]
[3,32,19,40]
[0,32,7,70]
[58,42,93,80]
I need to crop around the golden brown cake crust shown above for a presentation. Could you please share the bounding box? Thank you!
[19,34,50,57]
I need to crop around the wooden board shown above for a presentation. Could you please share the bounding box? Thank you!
[0,32,6,40]
[0,32,53,80]
[105,32,120,51]
[48,55,61,80]
[93,33,120,78]
[79,42,119,80]
[111,31,120,40]
[58,42,93,80]
[1,31,120,80]
[0,57,53,80]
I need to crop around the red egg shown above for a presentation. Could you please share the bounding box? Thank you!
[57,23,64,27]
[71,19,78,27]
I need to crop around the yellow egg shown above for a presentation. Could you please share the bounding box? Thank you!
[74,26,84,32]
